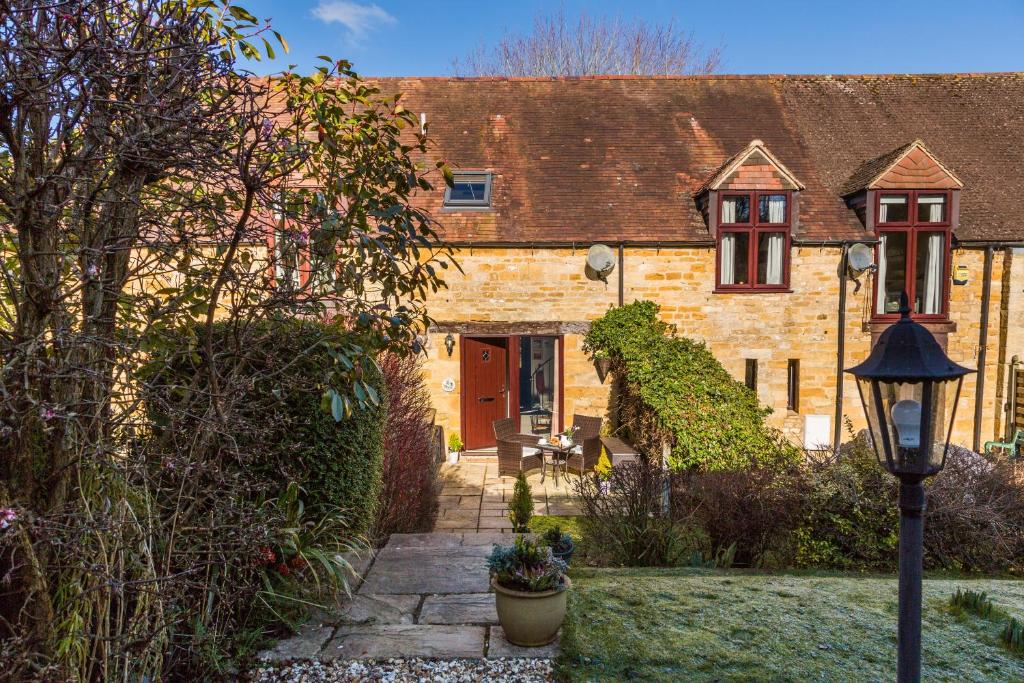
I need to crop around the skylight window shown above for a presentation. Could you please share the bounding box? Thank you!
[444,172,492,208]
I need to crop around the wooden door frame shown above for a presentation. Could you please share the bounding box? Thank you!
[459,333,565,447]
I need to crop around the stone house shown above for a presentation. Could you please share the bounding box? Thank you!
[282,73,1024,453]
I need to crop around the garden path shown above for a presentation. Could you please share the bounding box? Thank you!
[257,532,559,663]
[435,457,581,532]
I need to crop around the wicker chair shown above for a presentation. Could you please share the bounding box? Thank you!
[494,418,543,477]
[565,414,602,475]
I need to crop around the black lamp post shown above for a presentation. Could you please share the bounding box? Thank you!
[845,295,973,683]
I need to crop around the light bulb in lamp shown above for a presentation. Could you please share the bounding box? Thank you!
[891,399,922,449]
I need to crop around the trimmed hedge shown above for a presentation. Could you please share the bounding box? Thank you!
[585,301,798,470]
[152,318,385,536]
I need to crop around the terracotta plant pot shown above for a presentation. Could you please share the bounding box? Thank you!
[491,576,571,647]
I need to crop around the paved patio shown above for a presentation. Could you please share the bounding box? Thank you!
[435,457,582,533]
[258,532,560,663]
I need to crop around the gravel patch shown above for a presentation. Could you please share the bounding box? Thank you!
[250,657,555,682]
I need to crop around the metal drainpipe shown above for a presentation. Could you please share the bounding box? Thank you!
[973,245,994,452]
[618,243,625,307]
[833,244,849,451]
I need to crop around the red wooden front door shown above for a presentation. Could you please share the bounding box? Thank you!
[462,337,509,450]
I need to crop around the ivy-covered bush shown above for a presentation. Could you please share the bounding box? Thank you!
[584,301,798,470]
[153,318,385,536]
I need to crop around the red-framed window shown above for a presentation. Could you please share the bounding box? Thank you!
[715,191,791,291]
[873,190,952,320]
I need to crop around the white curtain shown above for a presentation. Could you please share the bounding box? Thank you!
[919,194,945,223]
[765,233,784,285]
[879,195,905,223]
[922,233,945,314]
[720,234,736,285]
[767,195,786,223]
[875,234,888,314]
[721,198,737,223]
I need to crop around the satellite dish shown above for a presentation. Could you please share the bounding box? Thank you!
[585,244,616,282]
[847,243,875,274]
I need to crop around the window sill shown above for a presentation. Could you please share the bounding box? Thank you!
[713,287,793,294]
[865,318,957,349]
[441,205,496,213]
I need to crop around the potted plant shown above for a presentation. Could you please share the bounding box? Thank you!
[542,526,575,565]
[447,432,463,464]
[594,446,613,495]
[507,471,533,532]
[593,349,612,383]
[487,535,571,646]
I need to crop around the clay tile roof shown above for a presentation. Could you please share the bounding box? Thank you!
[293,72,1024,244]
[840,139,964,197]
[696,139,806,195]
[839,141,920,197]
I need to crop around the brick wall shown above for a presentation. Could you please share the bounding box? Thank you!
[421,244,1015,451]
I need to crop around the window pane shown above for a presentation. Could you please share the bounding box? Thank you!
[878,194,909,223]
[721,195,750,224]
[914,231,946,314]
[758,194,787,224]
[917,194,947,223]
[756,232,786,285]
[720,232,750,285]
[449,181,488,202]
[876,232,908,314]
[519,337,557,435]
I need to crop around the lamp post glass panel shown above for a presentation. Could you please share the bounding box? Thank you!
[846,295,973,683]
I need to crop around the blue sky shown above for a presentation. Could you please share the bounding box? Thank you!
[238,0,1023,77]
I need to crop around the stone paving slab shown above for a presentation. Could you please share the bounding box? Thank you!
[419,593,498,625]
[329,593,419,625]
[359,550,491,594]
[322,625,487,660]
[257,624,334,662]
[387,533,463,549]
[487,626,561,658]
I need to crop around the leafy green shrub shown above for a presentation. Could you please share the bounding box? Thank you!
[794,435,898,570]
[487,536,567,592]
[584,301,798,471]
[949,588,998,620]
[542,526,574,554]
[152,318,385,536]
[508,471,534,532]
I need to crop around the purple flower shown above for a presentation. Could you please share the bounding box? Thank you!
[41,407,56,421]
[295,230,309,246]
[260,118,274,138]
[0,508,17,530]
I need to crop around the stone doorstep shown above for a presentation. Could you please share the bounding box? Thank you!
[419,593,498,625]
[387,533,464,549]
[486,626,561,659]
[322,624,487,660]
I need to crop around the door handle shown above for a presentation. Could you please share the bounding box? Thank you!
[478,397,495,403]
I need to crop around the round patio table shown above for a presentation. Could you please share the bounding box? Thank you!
[535,440,575,486]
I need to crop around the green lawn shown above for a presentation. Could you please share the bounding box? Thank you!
[559,568,1024,682]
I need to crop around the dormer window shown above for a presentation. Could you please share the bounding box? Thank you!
[698,140,803,293]
[717,191,791,290]
[875,190,951,317]
[444,171,492,208]
[841,140,962,321]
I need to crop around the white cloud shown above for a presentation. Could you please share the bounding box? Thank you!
[312,1,396,41]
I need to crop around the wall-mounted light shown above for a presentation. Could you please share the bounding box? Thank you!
[444,333,455,357]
